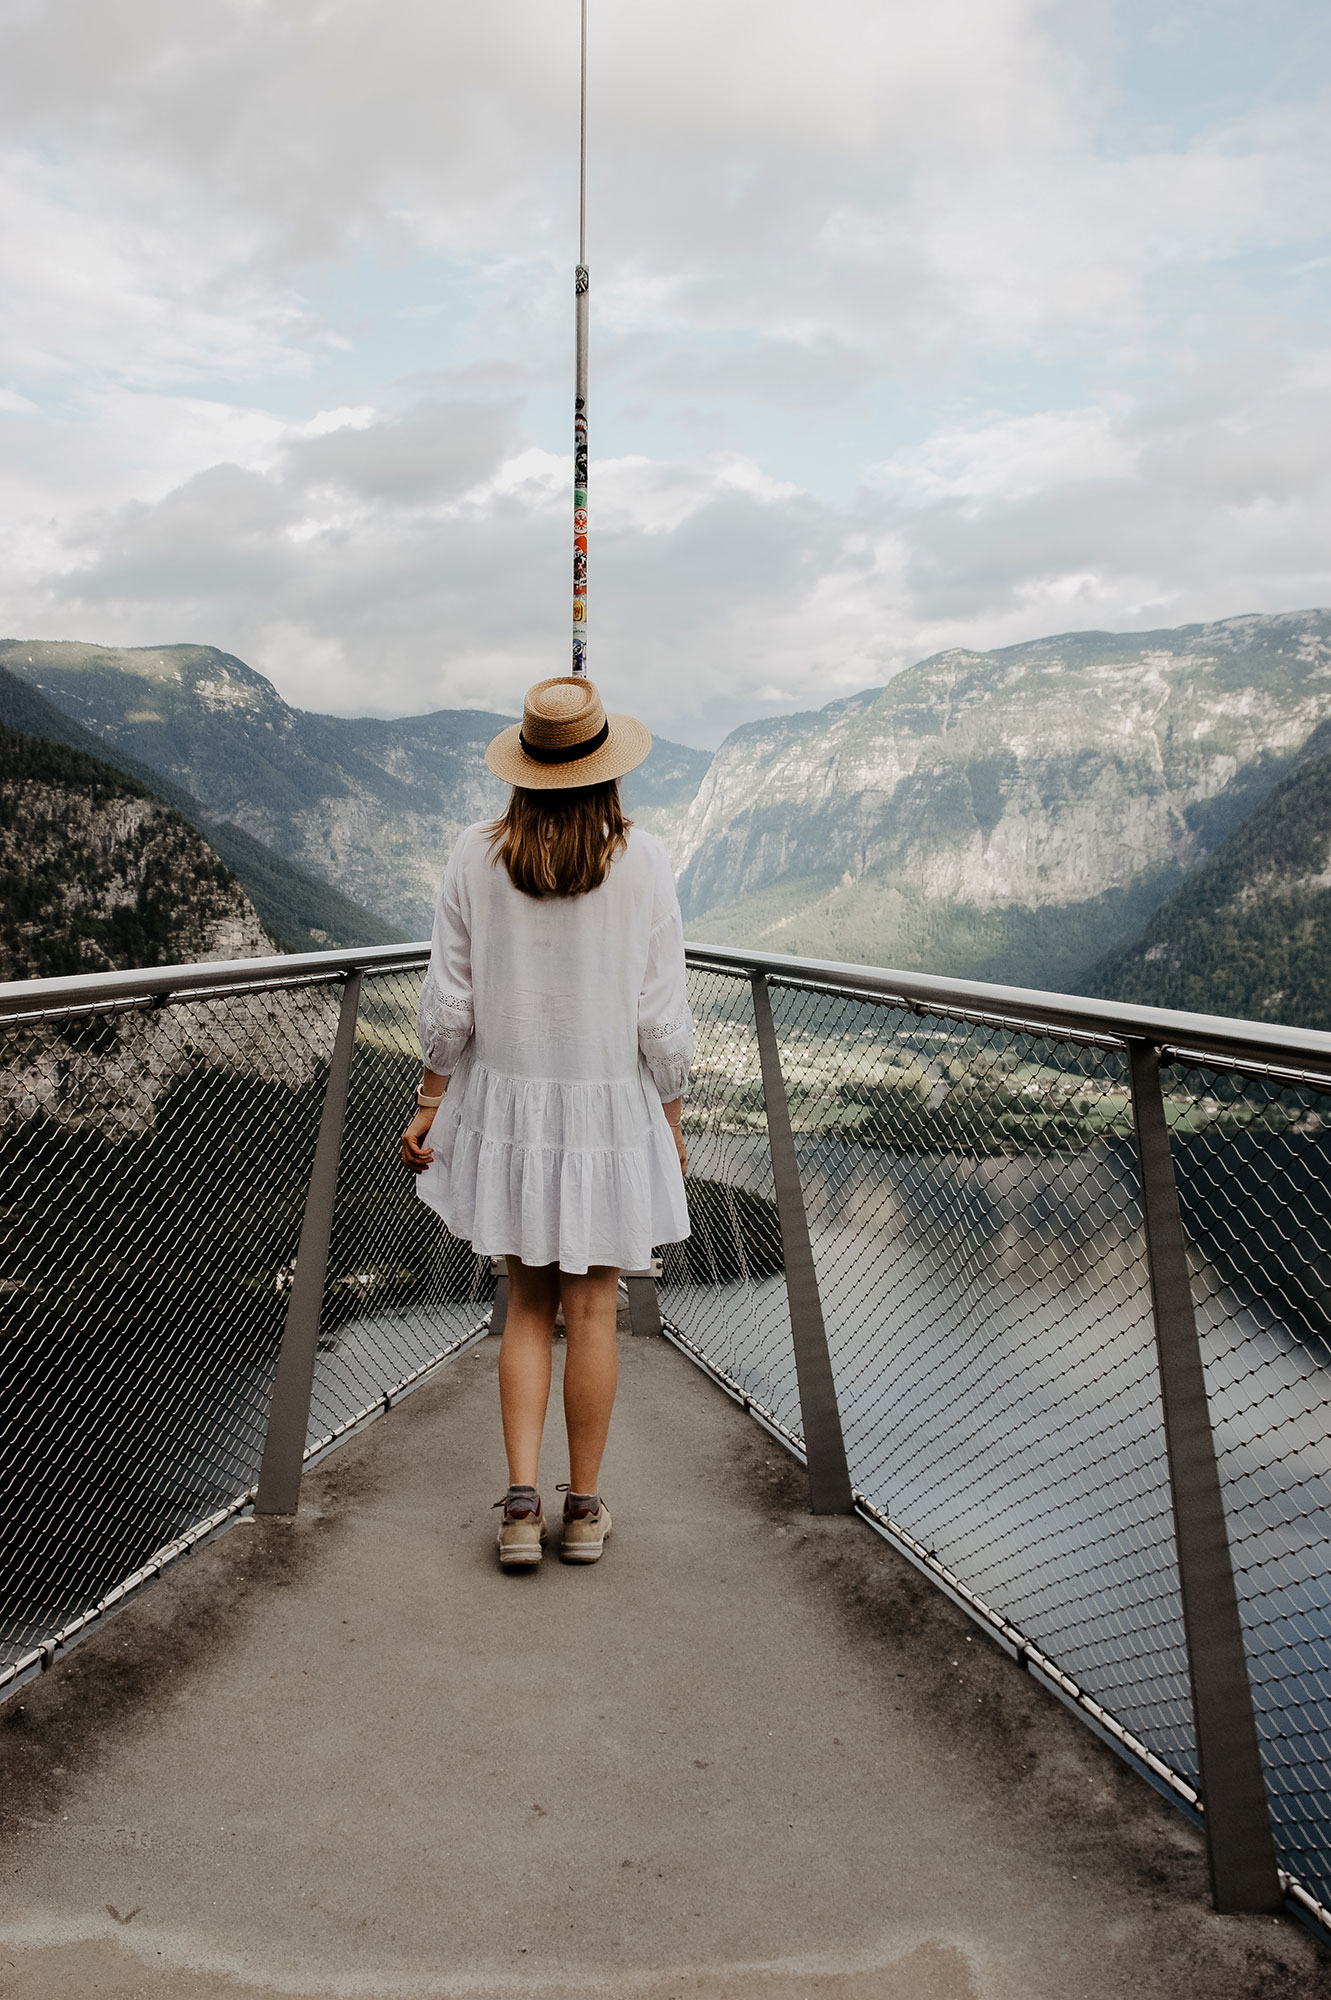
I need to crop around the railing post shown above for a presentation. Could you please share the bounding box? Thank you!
[489,1255,510,1337]
[750,973,853,1514]
[1128,1039,1282,1913]
[256,971,362,1516]
[623,1258,663,1336]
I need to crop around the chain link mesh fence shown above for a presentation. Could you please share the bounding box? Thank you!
[1162,1057,1331,1910]
[656,966,1331,1918]
[767,979,1194,1783]
[309,967,494,1455]
[0,979,340,1680]
[0,956,492,1691]
[656,966,798,1440]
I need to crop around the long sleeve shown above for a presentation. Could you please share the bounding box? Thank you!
[418,837,475,1074]
[638,849,693,1101]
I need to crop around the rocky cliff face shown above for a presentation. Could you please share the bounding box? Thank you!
[0,726,273,981]
[0,642,709,936]
[672,611,1331,988]
[0,665,404,953]
[0,641,507,937]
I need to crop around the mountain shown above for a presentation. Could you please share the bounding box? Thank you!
[0,664,405,953]
[10,616,1329,999]
[0,723,273,980]
[672,611,1331,990]
[1088,718,1331,1030]
[622,734,714,832]
[0,642,710,937]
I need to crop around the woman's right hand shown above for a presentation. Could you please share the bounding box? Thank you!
[671,1125,686,1176]
[401,1106,437,1174]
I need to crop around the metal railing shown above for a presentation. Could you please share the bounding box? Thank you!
[0,942,495,1691]
[1,938,1329,1933]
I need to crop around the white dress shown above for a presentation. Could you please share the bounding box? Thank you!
[414,822,693,1273]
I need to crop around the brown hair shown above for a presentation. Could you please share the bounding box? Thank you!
[487,780,630,899]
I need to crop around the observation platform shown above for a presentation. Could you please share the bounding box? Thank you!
[2,1317,1325,2000]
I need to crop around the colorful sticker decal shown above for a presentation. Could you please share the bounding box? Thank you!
[573,389,588,671]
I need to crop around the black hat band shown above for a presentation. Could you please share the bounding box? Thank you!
[518,718,610,764]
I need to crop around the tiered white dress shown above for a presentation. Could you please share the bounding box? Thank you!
[414,822,693,1272]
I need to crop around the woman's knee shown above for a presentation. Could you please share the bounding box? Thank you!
[559,1265,620,1331]
[505,1257,560,1319]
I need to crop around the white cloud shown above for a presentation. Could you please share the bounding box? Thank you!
[0,1,1328,743]
[22,335,1326,745]
[0,150,311,394]
[868,408,1139,508]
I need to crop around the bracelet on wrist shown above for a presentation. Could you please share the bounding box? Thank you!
[416,1087,445,1108]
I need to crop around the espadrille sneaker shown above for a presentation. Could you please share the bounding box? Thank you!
[558,1489,611,1564]
[494,1487,546,1567]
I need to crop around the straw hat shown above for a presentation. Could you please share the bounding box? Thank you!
[485,677,651,790]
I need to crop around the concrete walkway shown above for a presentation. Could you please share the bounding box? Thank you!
[1,1323,1327,2000]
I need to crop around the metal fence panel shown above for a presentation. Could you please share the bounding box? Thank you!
[0,983,340,1677]
[1164,1058,1331,1909]
[656,966,800,1444]
[307,967,494,1453]
[766,981,1194,1784]
[0,957,495,1688]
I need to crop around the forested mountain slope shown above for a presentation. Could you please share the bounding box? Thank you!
[674,611,1331,990]
[1,642,709,936]
[0,666,404,952]
[1089,719,1331,1031]
[0,725,273,980]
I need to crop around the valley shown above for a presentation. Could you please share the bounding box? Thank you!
[4,612,1329,1019]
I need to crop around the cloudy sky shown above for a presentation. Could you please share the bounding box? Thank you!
[1,0,1328,744]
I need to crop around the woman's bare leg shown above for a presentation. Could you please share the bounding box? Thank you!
[499,1259,561,1487]
[559,1266,620,1494]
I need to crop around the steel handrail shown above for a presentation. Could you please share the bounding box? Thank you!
[683,941,1331,1083]
[4,934,1331,1083]
[0,941,427,1019]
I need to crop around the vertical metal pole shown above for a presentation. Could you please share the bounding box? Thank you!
[750,974,853,1514]
[571,0,589,675]
[625,1269,663,1337]
[256,972,362,1516]
[578,0,587,270]
[1128,1040,1282,1913]
[490,1270,510,1338]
